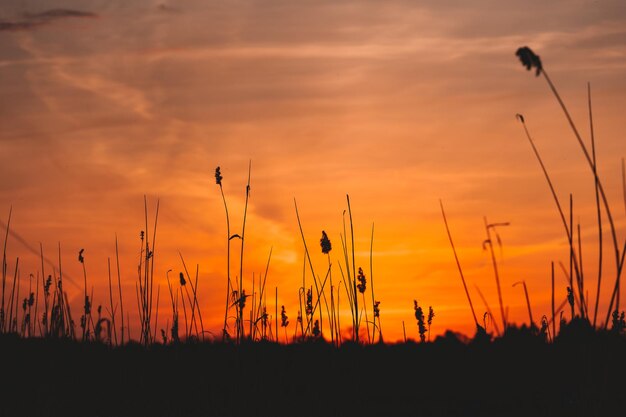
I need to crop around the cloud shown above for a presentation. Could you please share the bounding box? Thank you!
[0,20,46,32]
[24,9,97,20]
[157,4,182,14]
[0,8,96,32]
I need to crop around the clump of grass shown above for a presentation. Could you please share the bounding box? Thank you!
[413,300,427,343]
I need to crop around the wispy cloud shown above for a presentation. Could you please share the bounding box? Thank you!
[0,8,96,32]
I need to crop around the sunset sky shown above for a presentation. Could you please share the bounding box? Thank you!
[1,0,625,342]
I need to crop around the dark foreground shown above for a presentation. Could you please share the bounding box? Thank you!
[1,323,624,417]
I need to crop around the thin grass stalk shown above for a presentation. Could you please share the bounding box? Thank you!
[329,277,335,346]
[8,258,18,333]
[1,206,11,333]
[338,262,354,334]
[517,116,585,304]
[346,195,358,342]
[558,261,584,314]
[39,243,46,337]
[484,217,508,331]
[475,285,500,337]
[297,287,304,339]
[569,195,575,320]
[304,267,331,337]
[25,273,33,337]
[536,68,623,325]
[577,222,586,318]
[275,287,278,343]
[180,287,189,340]
[250,273,255,339]
[166,270,178,343]
[622,157,625,216]
[14,268,20,334]
[193,264,204,339]
[339,232,355,339]
[255,249,273,334]
[57,244,69,338]
[361,292,370,344]
[325,253,334,345]
[524,281,534,327]
[107,258,118,345]
[179,254,203,338]
[589,84,604,327]
[152,284,160,342]
[402,321,406,343]
[80,251,90,341]
[179,258,199,338]
[293,199,324,335]
[217,170,232,342]
[336,280,341,344]
[136,232,145,342]
[550,262,556,338]
[136,281,144,338]
[513,281,534,328]
[33,271,40,337]
[329,259,337,345]
[369,223,376,343]
[439,201,479,328]
[126,311,131,341]
[40,245,48,336]
[237,161,252,343]
[541,69,621,265]
[115,235,125,345]
[63,292,75,339]
[141,197,149,344]
[88,286,96,336]
[148,198,160,344]
[144,197,152,344]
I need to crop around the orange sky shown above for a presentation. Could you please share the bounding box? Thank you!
[1,0,625,343]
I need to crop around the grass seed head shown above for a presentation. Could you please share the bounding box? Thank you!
[179,272,186,286]
[516,46,542,76]
[306,289,313,316]
[357,267,366,294]
[428,306,435,326]
[320,231,332,254]
[414,300,426,342]
[44,275,52,295]
[373,301,380,318]
[312,320,320,338]
[215,166,223,185]
[281,306,289,327]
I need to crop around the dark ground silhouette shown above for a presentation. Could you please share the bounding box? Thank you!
[1,320,624,417]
